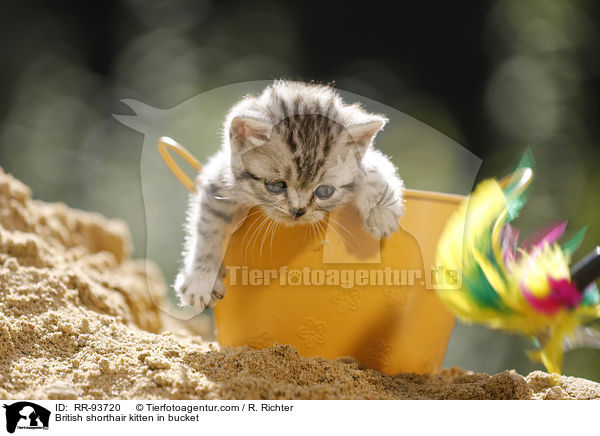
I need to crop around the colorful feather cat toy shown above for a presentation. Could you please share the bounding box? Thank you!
[436,153,600,373]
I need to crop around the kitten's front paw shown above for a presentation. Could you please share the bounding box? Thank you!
[175,271,225,311]
[364,203,403,239]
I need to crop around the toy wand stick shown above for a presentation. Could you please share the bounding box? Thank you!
[571,246,600,291]
[562,246,600,351]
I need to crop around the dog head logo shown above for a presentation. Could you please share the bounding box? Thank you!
[2,402,50,433]
[112,81,480,318]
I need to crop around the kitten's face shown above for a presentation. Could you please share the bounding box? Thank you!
[228,81,387,225]
[232,115,365,225]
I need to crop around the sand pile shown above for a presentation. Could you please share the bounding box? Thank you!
[0,167,598,400]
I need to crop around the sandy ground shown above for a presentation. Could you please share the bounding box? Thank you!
[0,167,598,400]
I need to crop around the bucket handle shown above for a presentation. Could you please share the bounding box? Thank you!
[157,136,201,193]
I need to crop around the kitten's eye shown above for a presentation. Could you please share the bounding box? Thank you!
[265,180,287,194]
[315,184,335,199]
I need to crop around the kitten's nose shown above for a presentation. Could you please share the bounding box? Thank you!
[289,207,306,218]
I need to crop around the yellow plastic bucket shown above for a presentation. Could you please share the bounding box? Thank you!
[159,137,463,374]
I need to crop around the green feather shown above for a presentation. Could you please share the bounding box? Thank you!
[515,147,536,174]
[582,283,599,306]
[503,149,535,222]
[464,227,510,311]
[562,226,587,256]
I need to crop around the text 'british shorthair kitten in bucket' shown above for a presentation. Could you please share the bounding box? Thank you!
[175,81,404,311]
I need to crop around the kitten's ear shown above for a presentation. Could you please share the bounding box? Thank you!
[229,116,273,149]
[346,117,387,152]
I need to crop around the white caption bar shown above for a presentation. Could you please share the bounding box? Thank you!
[0,400,594,436]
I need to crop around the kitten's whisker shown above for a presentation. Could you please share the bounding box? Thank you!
[260,217,277,265]
[239,209,264,241]
[327,216,361,248]
[326,216,354,238]
[249,215,270,265]
[310,222,318,245]
[250,215,271,265]
[232,209,263,234]
[328,224,359,253]
[260,218,275,262]
[325,218,361,253]
[271,205,289,216]
[239,217,258,264]
[319,220,329,243]
[258,219,269,260]
[269,221,278,262]
[239,212,260,255]
[243,216,261,265]
[242,214,268,264]
[315,221,322,243]
[237,205,281,257]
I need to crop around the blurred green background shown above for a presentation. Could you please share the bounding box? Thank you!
[0,0,599,380]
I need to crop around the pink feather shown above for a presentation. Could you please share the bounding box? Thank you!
[502,224,520,263]
[521,221,567,253]
[522,278,582,315]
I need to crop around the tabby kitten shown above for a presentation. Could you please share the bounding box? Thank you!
[175,81,404,310]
